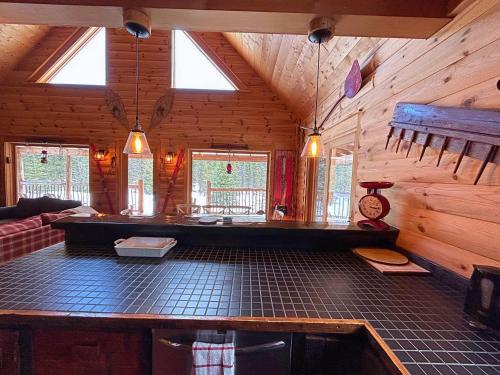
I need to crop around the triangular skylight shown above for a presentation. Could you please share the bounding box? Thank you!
[172,30,237,91]
[49,28,106,85]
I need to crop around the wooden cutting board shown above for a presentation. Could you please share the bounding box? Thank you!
[352,247,430,275]
[361,258,431,275]
[353,247,409,265]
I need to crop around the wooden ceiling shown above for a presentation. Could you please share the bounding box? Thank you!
[224,32,381,125]
[0,24,50,82]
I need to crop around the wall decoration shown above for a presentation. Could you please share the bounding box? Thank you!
[301,58,363,134]
[386,103,500,184]
[148,90,175,134]
[273,150,296,216]
[160,148,185,213]
[104,89,130,131]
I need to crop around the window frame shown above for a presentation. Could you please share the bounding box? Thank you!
[171,30,240,91]
[33,27,106,86]
[7,142,90,205]
[187,149,272,216]
[306,114,360,223]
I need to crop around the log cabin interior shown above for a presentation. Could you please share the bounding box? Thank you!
[0,0,498,374]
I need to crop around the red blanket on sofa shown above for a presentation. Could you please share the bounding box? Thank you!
[0,214,65,263]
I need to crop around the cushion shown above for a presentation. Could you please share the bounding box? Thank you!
[0,206,16,220]
[0,215,42,237]
[14,197,81,218]
[61,205,99,215]
[40,212,73,225]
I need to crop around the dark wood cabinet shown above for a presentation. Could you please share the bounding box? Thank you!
[0,329,20,375]
[33,328,150,375]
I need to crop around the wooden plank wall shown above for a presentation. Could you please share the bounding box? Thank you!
[226,0,500,277]
[0,24,50,83]
[0,28,298,213]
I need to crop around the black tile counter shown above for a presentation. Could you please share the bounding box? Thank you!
[0,244,498,374]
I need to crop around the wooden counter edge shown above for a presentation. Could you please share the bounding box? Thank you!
[0,309,409,374]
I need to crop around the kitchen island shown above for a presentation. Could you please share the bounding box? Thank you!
[52,214,400,249]
[0,241,498,374]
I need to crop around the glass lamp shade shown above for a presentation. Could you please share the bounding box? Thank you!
[301,133,325,158]
[123,127,152,155]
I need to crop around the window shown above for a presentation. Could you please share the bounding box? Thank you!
[128,155,154,215]
[45,27,106,85]
[190,151,268,215]
[326,146,354,223]
[16,145,90,205]
[172,30,237,90]
[310,115,359,223]
[315,158,327,221]
[312,144,355,223]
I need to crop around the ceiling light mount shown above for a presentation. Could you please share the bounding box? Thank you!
[123,8,151,39]
[301,17,334,159]
[308,16,334,44]
[122,8,152,156]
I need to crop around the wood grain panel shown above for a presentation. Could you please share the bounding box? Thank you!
[226,0,500,276]
[390,182,500,224]
[0,24,50,83]
[0,28,297,214]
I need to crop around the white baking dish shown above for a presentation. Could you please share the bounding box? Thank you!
[114,237,177,258]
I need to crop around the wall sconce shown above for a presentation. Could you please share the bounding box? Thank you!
[165,152,175,164]
[110,154,117,169]
[94,149,107,161]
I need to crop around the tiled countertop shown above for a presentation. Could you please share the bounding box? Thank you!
[0,244,498,374]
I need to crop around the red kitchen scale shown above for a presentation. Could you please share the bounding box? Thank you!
[357,181,394,230]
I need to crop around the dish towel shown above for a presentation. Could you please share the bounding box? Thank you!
[192,342,235,375]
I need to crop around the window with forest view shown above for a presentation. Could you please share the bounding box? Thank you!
[191,151,268,215]
[327,149,353,223]
[16,145,90,205]
[128,155,154,215]
[314,143,355,223]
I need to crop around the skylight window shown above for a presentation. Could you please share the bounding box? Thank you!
[48,28,106,86]
[172,30,237,91]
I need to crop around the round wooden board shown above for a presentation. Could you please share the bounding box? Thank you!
[353,247,409,265]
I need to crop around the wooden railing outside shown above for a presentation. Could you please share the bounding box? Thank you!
[316,192,350,222]
[206,181,266,214]
[128,179,144,213]
[19,181,90,205]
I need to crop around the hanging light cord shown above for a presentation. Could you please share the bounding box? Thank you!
[313,40,321,133]
[135,33,140,129]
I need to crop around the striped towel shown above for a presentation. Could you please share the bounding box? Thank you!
[192,342,235,375]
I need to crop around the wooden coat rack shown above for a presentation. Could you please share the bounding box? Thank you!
[386,103,499,184]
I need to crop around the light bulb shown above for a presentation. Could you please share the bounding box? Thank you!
[311,139,318,156]
[132,132,143,153]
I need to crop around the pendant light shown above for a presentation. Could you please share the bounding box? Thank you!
[301,17,334,159]
[123,9,152,156]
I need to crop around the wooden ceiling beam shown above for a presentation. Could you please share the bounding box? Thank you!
[0,0,452,17]
[0,0,467,38]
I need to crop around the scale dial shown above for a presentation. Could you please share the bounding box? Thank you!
[358,194,390,220]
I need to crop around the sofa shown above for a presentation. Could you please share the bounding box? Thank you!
[0,196,81,263]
